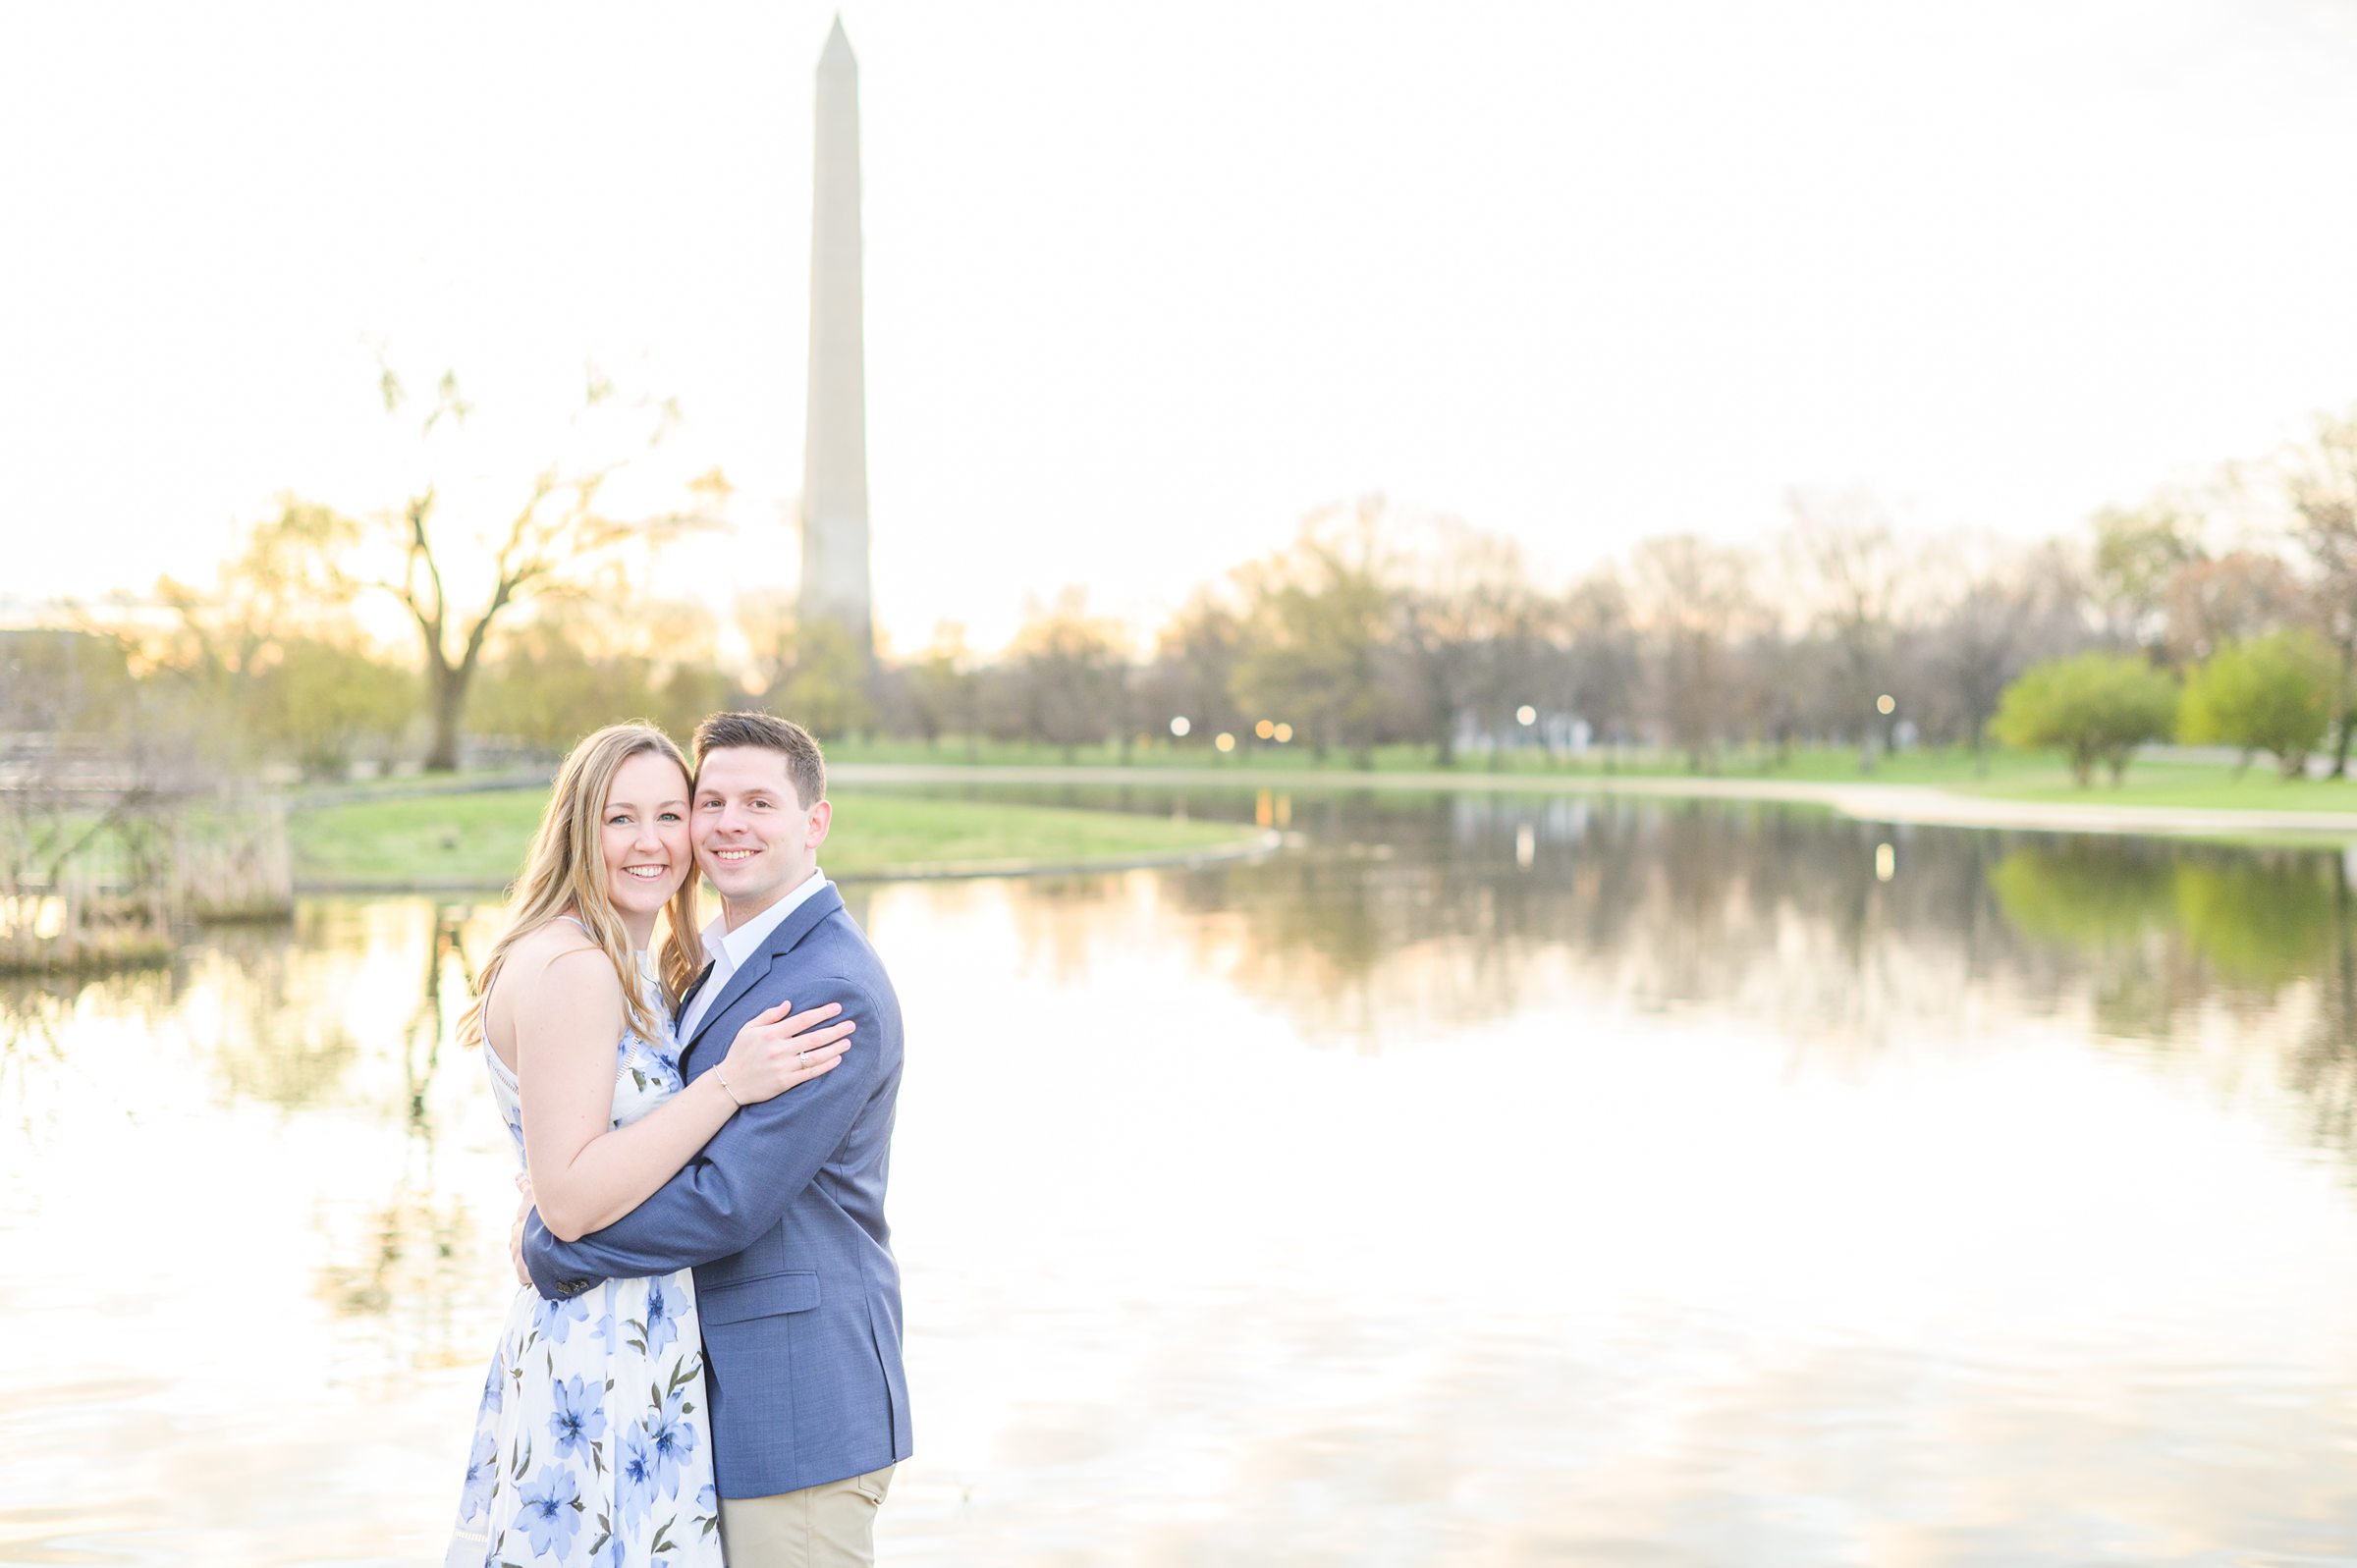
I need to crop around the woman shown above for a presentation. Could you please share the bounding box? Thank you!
[446,723,854,1567]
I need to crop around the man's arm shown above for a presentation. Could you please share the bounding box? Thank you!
[523,974,885,1298]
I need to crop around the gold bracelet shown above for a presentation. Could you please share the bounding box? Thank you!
[713,1068,746,1108]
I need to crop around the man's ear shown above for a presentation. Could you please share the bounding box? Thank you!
[806,798,833,847]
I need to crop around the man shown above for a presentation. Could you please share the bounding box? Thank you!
[521,711,911,1566]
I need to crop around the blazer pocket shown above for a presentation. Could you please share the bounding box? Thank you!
[699,1270,820,1325]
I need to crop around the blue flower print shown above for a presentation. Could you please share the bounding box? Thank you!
[478,1356,504,1419]
[617,1421,660,1530]
[548,1374,608,1462]
[640,1276,680,1358]
[645,1391,698,1496]
[641,1037,683,1089]
[448,1023,721,1565]
[518,1466,582,1559]
[536,1291,590,1345]
[460,1432,498,1516]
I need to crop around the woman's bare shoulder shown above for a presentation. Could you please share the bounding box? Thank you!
[503,918,617,995]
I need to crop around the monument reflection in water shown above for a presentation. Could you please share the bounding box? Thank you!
[3,790,2354,1565]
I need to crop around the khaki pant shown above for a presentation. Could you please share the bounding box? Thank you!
[718,1465,895,1568]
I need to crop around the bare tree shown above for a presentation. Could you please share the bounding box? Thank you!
[1389,515,1535,766]
[1004,588,1131,762]
[1625,534,1761,771]
[1137,591,1247,749]
[1558,573,1641,764]
[1920,535,2089,772]
[904,622,982,756]
[265,365,718,770]
[2163,549,2307,668]
[1784,491,1914,770]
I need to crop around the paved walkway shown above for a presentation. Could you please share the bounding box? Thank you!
[832,763,2357,841]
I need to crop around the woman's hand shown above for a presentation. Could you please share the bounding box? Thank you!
[714,999,856,1105]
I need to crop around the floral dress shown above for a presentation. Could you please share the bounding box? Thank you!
[447,960,721,1568]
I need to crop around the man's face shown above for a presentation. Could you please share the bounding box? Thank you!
[692,746,831,923]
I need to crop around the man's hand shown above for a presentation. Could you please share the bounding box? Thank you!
[511,1171,533,1289]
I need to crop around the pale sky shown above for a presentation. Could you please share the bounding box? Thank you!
[6,1,2357,653]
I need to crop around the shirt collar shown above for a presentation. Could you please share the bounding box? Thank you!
[699,866,829,973]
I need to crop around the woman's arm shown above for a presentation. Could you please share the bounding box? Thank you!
[514,946,854,1243]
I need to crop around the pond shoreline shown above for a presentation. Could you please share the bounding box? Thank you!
[830,763,2357,843]
[291,828,1286,894]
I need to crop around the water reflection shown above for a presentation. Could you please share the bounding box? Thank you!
[7,795,2357,1563]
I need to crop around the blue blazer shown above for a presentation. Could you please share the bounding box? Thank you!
[523,884,911,1499]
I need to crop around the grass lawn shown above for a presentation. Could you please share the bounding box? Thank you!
[288,788,1264,890]
[1953,762,2357,814]
[836,739,2357,812]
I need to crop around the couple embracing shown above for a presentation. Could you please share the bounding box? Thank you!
[447,712,910,1568]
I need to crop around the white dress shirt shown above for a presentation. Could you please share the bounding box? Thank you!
[677,867,830,1045]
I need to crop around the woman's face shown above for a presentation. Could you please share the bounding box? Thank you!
[599,750,693,931]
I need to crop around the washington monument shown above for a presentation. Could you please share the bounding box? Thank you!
[799,15,873,661]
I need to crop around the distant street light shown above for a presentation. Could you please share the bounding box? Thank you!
[1215,732,1236,753]
[1516,705,1537,727]
[1273,723,1294,743]
[1877,694,1895,716]
[1170,716,1191,737]
[1254,719,1276,740]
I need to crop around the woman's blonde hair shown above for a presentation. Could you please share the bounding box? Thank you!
[458,723,704,1050]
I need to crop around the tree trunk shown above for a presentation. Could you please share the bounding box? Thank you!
[424,660,466,773]
[2332,635,2356,779]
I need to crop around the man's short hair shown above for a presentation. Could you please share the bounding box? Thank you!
[692,711,827,808]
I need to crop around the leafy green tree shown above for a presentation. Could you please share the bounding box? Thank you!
[1232,501,1396,765]
[776,621,875,743]
[152,516,418,775]
[2178,629,2336,779]
[472,597,732,754]
[247,638,415,778]
[1990,651,2177,785]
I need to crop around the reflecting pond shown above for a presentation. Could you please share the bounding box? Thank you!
[4,789,2356,1565]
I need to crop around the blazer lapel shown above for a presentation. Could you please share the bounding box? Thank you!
[674,960,715,1032]
[681,885,847,1065]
